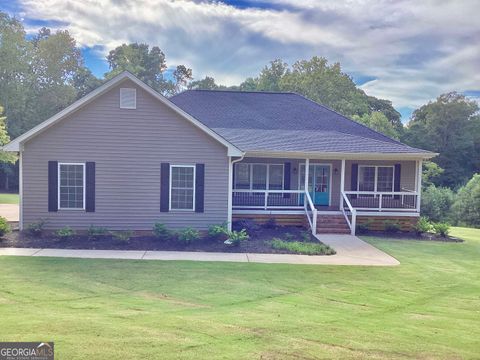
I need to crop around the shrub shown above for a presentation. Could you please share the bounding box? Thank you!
[153,222,173,240]
[55,226,75,240]
[432,222,450,237]
[264,217,277,229]
[111,230,133,243]
[178,227,200,244]
[87,225,109,239]
[26,219,47,237]
[270,238,335,255]
[421,185,455,222]
[208,222,229,240]
[300,231,311,242]
[224,229,249,246]
[0,216,11,237]
[414,217,432,235]
[451,174,480,227]
[356,219,373,234]
[384,220,401,233]
[284,232,295,241]
[232,219,259,233]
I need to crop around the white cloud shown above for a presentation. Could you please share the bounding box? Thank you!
[16,0,480,112]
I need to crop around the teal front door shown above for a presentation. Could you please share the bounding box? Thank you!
[300,164,330,206]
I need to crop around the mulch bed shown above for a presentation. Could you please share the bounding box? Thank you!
[0,226,322,254]
[359,231,463,242]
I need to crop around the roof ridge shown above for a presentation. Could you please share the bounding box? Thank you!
[172,89,297,96]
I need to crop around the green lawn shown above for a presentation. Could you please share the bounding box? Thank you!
[0,227,479,359]
[0,192,19,204]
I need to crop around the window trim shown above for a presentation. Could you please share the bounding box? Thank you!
[58,162,86,211]
[119,87,137,109]
[169,164,196,212]
[233,163,284,190]
[357,165,395,193]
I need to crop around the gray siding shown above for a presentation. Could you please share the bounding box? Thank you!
[22,79,229,230]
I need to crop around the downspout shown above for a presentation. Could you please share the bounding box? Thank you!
[227,154,245,231]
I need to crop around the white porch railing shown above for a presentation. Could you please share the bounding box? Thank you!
[232,189,304,209]
[341,191,356,235]
[304,190,317,235]
[343,191,419,212]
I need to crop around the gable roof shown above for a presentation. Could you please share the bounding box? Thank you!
[2,72,243,156]
[170,90,435,159]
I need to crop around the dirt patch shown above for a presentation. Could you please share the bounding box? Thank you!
[0,226,326,254]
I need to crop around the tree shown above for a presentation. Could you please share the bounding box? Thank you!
[352,112,400,139]
[188,76,223,90]
[73,67,102,98]
[105,43,192,95]
[402,92,480,187]
[422,161,444,187]
[421,185,455,222]
[451,174,480,227]
[0,106,16,164]
[366,96,403,133]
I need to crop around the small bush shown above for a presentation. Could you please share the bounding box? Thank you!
[55,226,76,240]
[356,219,373,235]
[414,217,432,235]
[270,238,335,255]
[0,216,11,237]
[451,174,480,227]
[300,231,311,242]
[284,232,295,241]
[208,222,229,240]
[384,220,401,233]
[178,227,201,244]
[26,219,47,237]
[432,222,450,237]
[153,222,173,240]
[87,225,109,239]
[233,219,259,233]
[225,229,249,246]
[264,217,277,229]
[111,230,133,243]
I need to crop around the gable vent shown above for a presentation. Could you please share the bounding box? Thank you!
[120,88,136,109]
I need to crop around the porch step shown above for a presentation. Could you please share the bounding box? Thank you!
[316,214,351,234]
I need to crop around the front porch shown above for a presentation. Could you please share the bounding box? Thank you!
[230,157,422,235]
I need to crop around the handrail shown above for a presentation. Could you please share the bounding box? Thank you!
[344,190,418,196]
[304,191,317,235]
[341,191,356,236]
[233,189,304,193]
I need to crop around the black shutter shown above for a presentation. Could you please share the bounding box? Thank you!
[48,161,58,212]
[394,164,401,199]
[160,163,170,212]
[283,162,291,198]
[195,163,205,213]
[85,162,95,212]
[351,163,358,199]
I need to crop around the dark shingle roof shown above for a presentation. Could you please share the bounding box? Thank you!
[170,90,431,155]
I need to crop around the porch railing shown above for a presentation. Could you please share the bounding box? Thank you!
[232,189,304,209]
[342,191,419,212]
[304,191,317,235]
[341,191,356,235]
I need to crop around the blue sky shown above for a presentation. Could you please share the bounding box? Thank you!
[4,0,480,122]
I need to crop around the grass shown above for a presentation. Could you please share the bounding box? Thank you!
[0,192,18,204]
[0,227,478,359]
[270,238,336,255]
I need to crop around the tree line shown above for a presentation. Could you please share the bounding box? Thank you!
[1,12,479,226]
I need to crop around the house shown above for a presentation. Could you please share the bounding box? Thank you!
[2,72,435,235]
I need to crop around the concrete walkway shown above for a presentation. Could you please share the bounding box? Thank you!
[0,204,19,222]
[0,235,399,266]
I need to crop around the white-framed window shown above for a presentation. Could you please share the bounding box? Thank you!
[234,163,284,190]
[170,165,196,211]
[358,165,395,193]
[120,88,136,109]
[58,163,85,210]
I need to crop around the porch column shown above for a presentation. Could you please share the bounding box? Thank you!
[227,156,233,231]
[416,159,423,212]
[339,159,345,210]
[304,158,310,192]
